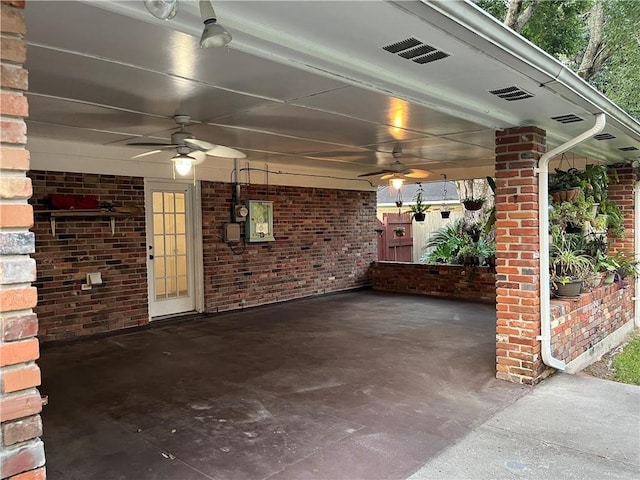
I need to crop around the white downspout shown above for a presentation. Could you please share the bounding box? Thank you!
[537,113,606,370]
[635,182,640,329]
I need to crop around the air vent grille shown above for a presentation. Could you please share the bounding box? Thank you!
[551,114,584,124]
[489,86,534,101]
[594,133,616,140]
[382,37,450,65]
[619,146,639,152]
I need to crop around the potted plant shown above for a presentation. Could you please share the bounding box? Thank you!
[393,226,406,237]
[579,164,615,205]
[461,197,486,211]
[549,191,593,234]
[458,240,478,266]
[550,232,592,297]
[410,185,429,222]
[460,179,487,211]
[440,209,451,219]
[594,251,619,285]
[612,250,638,284]
[549,167,582,203]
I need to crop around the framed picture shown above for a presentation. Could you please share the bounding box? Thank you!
[247,200,275,242]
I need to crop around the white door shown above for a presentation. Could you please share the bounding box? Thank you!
[145,181,197,318]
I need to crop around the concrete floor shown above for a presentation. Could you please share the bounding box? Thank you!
[40,290,529,480]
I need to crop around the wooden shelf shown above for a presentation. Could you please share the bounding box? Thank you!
[35,210,135,236]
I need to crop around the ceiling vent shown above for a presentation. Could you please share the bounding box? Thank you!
[489,86,534,101]
[619,146,639,152]
[382,37,450,65]
[551,114,584,124]
[594,133,616,140]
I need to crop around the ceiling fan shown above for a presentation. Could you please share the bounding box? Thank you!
[128,114,245,181]
[357,145,431,186]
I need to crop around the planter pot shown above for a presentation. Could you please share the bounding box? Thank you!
[566,223,583,234]
[413,212,426,222]
[550,187,581,203]
[463,200,484,211]
[441,211,451,219]
[554,280,583,297]
[394,232,405,237]
[603,272,616,284]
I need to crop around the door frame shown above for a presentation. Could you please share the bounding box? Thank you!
[144,178,204,320]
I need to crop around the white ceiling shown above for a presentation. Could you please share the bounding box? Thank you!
[23,1,640,189]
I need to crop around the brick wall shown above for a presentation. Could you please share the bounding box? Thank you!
[371,262,496,303]
[494,127,549,385]
[607,164,635,254]
[28,174,377,339]
[0,1,47,478]
[201,183,377,311]
[29,171,148,342]
[550,283,634,363]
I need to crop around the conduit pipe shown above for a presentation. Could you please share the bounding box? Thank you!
[537,113,606,370]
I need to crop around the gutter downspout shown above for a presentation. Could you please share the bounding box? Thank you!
[537,113,606,370]
[636,183,640,329]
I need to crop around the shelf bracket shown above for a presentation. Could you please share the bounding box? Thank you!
[51,217,56,236]
[110,216,116,236]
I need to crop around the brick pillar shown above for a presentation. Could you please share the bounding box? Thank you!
[495,126,551,385]
[607,164,635,255]
[0,1,46,479]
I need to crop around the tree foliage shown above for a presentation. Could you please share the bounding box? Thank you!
[476,0,640,119]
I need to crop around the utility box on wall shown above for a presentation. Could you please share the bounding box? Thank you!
[224,223,241,243]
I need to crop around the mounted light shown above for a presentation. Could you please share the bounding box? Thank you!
[199,0,232,48]
[172,153,196,176]
[389,176,405,190]
[144,0,178,20]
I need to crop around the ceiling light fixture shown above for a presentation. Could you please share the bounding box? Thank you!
[199,0,232,48]
[144,0,179,20]
[389,176,405,190]
[172,153,197,185]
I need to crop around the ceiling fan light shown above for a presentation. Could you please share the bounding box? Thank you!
[173,154,195,176]
[200,19,232,48]
[390,177,405,189]
[144,0,178,20]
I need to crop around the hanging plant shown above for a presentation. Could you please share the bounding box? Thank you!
[461,179,487,211]
[410,183,429,222]
[393,226,406,237]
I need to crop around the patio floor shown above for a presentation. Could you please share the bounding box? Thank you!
[39,290,528,479]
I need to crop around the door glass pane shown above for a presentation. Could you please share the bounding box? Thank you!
[154,235,165,256]
[164,214,175,234]
[153,214,164,235]
[175,194,185,213]
[153,192,163,212]
[176,213,186,234]
[164,192,175,212]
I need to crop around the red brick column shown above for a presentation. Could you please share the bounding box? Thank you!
[495,127,551,385]
[607,164,635,255]
[0,1,46,479]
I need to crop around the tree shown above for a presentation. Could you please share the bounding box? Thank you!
[476,0,640,119]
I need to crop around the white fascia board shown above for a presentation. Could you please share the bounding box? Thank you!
[413,0,640,141]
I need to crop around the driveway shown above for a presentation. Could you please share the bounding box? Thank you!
[40,290,528,479]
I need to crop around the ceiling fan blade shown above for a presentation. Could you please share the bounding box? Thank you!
[405,169,431,179]
[131,149,163,159]
[357,170,394,178]
[191,151,207,164]
[380,173,398,180]
[127,142,176,148]
[205,145,247,159]
[183,138,216,151]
